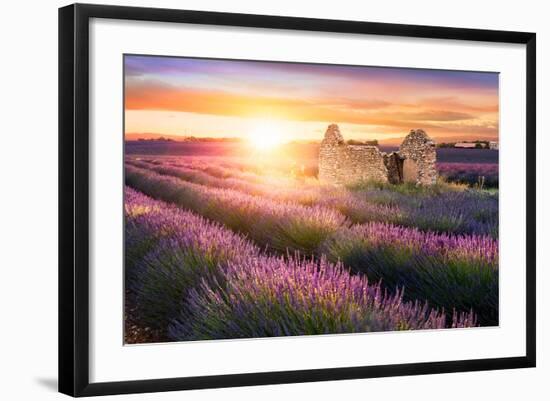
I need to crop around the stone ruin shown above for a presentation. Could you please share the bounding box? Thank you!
[318,124,437,186]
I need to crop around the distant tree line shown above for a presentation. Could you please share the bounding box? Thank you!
[181,136,244,143]
[134,136,244,143]
[437,140,490,149]
[137,137,174,142]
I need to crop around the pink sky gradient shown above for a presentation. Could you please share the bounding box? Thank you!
[125,55,499,143]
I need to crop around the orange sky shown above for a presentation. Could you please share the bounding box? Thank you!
[125,55,499,143]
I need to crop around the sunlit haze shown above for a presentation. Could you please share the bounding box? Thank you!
[125,55,499,144]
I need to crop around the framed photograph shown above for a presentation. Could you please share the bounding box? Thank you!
[59,3,536,397]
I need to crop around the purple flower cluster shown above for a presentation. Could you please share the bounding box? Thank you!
[327,222,498,264]
[127,159,406,225]
[128,158,497,236]
[438,162,499,187]
[353,188,498,237]
[125,187,474,339]
[125,187,259,329]
[125,164,347,254]
[127,159,323,206]
[124,156,499,332]
[438,162,498,176]
[318,193,404,225]
[125,165,499,324]
[169,255,475,340]
[323,222,498,325]
[404,191,498,237]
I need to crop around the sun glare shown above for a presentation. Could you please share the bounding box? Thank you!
[248,122,284,151]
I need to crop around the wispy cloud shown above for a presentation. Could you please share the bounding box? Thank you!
[124,55,499,141]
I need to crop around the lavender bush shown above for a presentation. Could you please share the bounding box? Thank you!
[126,187,476,338]
[323,222,498,325]
[125,187,179,282]
[353,187,498,237]
[403,191,499,237]
[125,164,347,254]
[125,186,259,330]
[124,155,498,336]
[169,255,476,340]
[127,159,407,225]
[131,158,497,236]
[438,162,499,188]
[126,159,323,206]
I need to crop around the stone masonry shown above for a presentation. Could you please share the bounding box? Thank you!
[318,124,437,186]
[399,128,437,186]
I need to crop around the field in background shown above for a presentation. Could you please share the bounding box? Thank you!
[126,141,499,187]
[124,141,498,344]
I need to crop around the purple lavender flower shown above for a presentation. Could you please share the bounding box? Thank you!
[169,254,475,340]
[126,159,405,225]
[322,222,498,325]
[124,160,496,331]
[438,162,498,187]
[125,186,259,330]
[125,164,347,254]
[126,187,477,340]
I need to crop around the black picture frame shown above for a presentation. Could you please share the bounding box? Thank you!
[59,3,536,397]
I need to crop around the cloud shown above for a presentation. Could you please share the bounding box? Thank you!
[125,69,499,139]
[412,96,499,113]
[126,81,395,123]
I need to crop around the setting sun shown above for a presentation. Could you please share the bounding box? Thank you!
[248,122,284,150]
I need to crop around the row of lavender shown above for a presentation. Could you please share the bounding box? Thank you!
[127,159,498,237]
[129,155,499,188]
[125,164,498,325]
[438,162,499,188]
[126,186,475,341]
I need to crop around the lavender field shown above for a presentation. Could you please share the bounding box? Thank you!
[124,147,498,344]
[127,141,500,187]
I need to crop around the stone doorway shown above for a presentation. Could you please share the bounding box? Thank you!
[402,159,419,184]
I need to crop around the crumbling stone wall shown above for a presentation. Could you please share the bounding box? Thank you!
[399,129,437,186]
[318,125,437,186]
[318,124,388,185]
